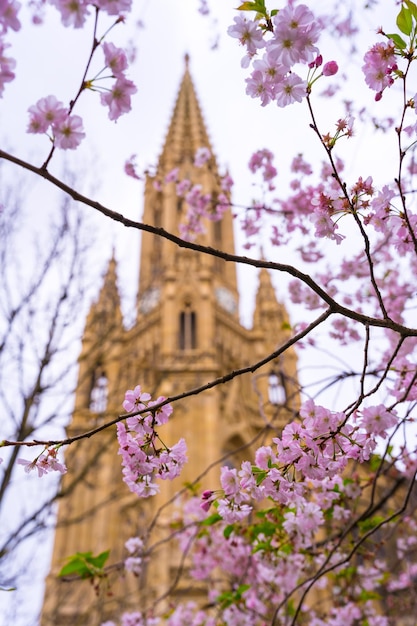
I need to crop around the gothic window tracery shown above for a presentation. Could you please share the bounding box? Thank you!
[89,370,108,413]
[268,370,286,406]
[179,304,197,350]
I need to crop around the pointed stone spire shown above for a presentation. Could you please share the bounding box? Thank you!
[157,56,215,171]
[139,57,237,296]
[253,266,287,330]
[86,252,123,333]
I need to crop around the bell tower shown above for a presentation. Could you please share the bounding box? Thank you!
[41,59,299,625]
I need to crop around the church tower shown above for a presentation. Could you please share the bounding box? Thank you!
[41,59,299,626]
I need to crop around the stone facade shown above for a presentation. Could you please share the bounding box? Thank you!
[40,61,299,625]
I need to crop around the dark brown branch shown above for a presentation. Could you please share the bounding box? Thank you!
[1,149,416,339]
[1,309,332,448]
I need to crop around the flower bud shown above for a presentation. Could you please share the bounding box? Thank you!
[322,61,338,77]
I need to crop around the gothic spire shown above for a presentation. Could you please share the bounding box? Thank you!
[157,57,215,171]
[86,252,122,332]
[253,267,286,330]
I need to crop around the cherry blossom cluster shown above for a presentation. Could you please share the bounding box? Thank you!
[153,147,233,242]
[17,446,67,477]
[21,1,136,154]
[363,40,397,101]
[162,400,410,623]
[2,0,137,129]
[198,0,210,17]
[28,95,86,150]
[50,0,132,28]
[26,38,136,151]
[228,4,338,108]
[202,399,399,523]
[0,0,20,98]
[101,613,159,626]
[98,41,137,121]
[169,484,398,625]
[248,148,277,191]
[117,385,187,498]
[124,536,144,577]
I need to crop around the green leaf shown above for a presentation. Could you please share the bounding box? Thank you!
[280,543,293,555]
[386,32,407,49]
[396,5,413,35]
[235,583,250,599]
[369,453,382,472]
[335,565,357,580]
[252,467,268,485]
[216,590,234,608]
[58,550,110,579]
[237,1,267,16]
[252,541,271,553]
[0,586,16,592]
[286,599,296,617]
[271,9,278,17]
[358,515,385,533]
[216,584,250,608]
[223,524,235,539]
[405,0,417,20]
[202,513,222,526]
[358,589,381,601]
[250,520,276,537]
[91,550,110,569]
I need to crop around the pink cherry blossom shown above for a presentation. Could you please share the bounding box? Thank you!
[118,388,186,497]
[217,498,252,523]
[100,76,137,121]
[53,114,85,149]
[362,40,396,96]
[125,536,144,554]
[27,95,67,134]
[50,0,90,28]
[245,68,272,106]
[17,451,67,477]
[220,173,233,192]
[165,167,179,183]
[194,146,211,167]
[358,404,398,437]
[123,385,151,413]
[220,466,240,496]
[124,555,142,575]
[291,153,313,175]
[310,209,344,244]
[0,40,15,96]
[275,73,307,107]
[124,154,142,180]
[269,3,320,69]
[0,0,21,32]
[227,14,265,66]
[176,178,191,196]
[102,41,128,77]
[198,0,209,16]
[148,396,173,425]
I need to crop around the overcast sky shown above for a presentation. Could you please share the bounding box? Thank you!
[0,0,396,324]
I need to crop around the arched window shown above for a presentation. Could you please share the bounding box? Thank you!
[268,371,286,406]
[89,370,108,413]
[179,308,197,350]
